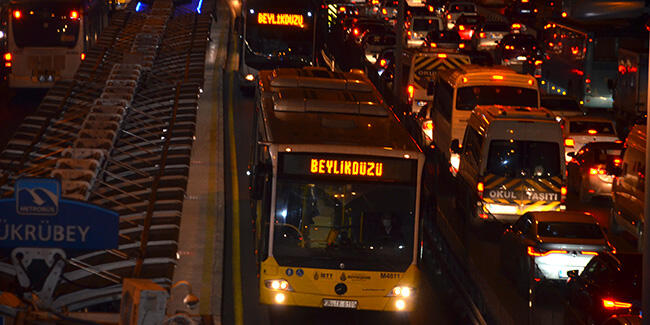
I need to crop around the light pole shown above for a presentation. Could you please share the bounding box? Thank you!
[393,0,406,110]
[639,16,650,325]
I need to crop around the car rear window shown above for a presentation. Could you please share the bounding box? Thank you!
[413,18,439,31]
[450,4,476,12]
[593,148,622,164]
[456,86,539,110]
[538,222,604,239]
[569,121,615,135]
[484,23,510,32]
[541,98,581,112]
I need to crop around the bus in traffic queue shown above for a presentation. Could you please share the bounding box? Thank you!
[238,0,325,89]
[456,105,567,224]
[249,66,425,312]
[3,0,108,88]
[429,65,540,174]
[540,19,644,109]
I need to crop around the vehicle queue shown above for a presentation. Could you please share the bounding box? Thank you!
[253,0,645,323]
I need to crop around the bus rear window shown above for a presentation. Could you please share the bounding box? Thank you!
[11,6,80,48]
[569,121,615,135]
[456,86,538,111]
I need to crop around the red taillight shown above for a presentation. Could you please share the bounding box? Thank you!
[407,84,414,100]
[382,8,387,14]
[458,25,465,31]
[407,30,412,39]
[564,138,574,147]
[13,10,21,19]
[353,28,359,36]
[561,186,567,195]
[492,75,504,80]
[585,78,591,84]
[80,53,85,61]
[4,62,10,68]
[581,251,598,255]
[430,42,437,48]
[602,299,632,309]
[561,11,568,18]
[447,14,451,19]
[613,158,622,166]
[340,6,346,12]
[477,182,484,198]
[535,60,542,65]
[379,59,387,67]
[437,53,447,58]
[512,23,521,29]
[4,53,12,61]
[70,10,79,19]
[587,129,597,135]
[479,32,485,38]
[459,43,465,49]
[428,5,434,12]
[423,120,434,131]
[561,186,567,203]
[528,247,567,257]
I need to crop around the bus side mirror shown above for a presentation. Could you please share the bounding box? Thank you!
[250,163,267,200]
[235,16,242,34]
[567,270,579,279]
[427,80,435,96]
[450,139,461,154]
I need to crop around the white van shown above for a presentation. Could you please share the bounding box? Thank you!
[407,15,444,47]
[430,65,540,173]
[456,105,566,223]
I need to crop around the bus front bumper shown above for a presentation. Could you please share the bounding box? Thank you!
[260,289,415,312]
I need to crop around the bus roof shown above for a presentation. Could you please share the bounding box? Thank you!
[258,67,420,152]
[437,64,537,88]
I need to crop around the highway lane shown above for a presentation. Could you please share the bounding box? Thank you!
[0,82,46,150]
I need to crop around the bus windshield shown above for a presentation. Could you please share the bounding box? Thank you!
[456,86,538,110]
[11,6,80,48]
[273,179,415,271]
[486,140,561,178]
[244,17,314,69]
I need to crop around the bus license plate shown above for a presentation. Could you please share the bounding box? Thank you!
[323,299,358,309]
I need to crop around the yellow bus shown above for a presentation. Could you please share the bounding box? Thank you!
[249,66,425,312]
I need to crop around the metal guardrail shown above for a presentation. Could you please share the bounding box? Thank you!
[0,0,212,314]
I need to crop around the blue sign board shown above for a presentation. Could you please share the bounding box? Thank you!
[0,178,119,250]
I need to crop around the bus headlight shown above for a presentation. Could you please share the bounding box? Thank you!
[388,286,413,297]
[245,73,255,81]
[264,279,294,291]
[0,31,5,39]
[395,299,406,310]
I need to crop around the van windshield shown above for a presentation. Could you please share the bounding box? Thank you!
[486,140,561,178]
[456,86,538,110]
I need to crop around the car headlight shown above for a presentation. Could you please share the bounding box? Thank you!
[264,279,294,291]
[387,286,414,297]
[0,31,5,39]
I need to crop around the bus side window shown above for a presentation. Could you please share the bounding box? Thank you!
[434,80,453,121]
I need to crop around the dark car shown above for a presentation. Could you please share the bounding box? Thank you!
[565,252,642,325]
[423,30,464,50]
[567,141,623,202]
[496,33,542,73]
[453,14,484,41]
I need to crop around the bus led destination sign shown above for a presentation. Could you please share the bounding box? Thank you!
[310,159,383,177]
[257,13,305,28]
[280,153,416,183]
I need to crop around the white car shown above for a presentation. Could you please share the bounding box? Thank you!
[406,15,443,47]
[500,211,614,294]
[563,116,619,162]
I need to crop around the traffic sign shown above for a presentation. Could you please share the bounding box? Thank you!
[0,178,119,250]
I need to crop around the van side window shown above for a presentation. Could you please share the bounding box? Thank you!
[434,80,453,121]
[462,126,483,164]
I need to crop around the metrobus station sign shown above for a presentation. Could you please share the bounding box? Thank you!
[0,178,119,250]
[257,12,305,28]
